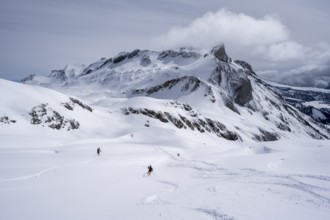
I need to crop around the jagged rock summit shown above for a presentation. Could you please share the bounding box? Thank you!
[19,44,330,142]
[211,44,232,63]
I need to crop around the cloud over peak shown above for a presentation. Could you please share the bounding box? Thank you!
[152,9,289,50]
[151,8,318,65]
[152,8,330,89]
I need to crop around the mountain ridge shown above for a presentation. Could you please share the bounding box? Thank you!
[16,45,330,141]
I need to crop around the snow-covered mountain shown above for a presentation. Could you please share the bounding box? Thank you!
[2,45,330,220]
[266,82,330,125]
[19,45,330,141]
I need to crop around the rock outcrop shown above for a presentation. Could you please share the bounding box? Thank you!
[235,60,256,75]
[212,44,231,62]
[122,104,239,141]
[30,103,80,130]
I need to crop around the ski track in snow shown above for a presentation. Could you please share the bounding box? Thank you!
[141,147,179,205]
[171,159,330,209]
[0,158,96,182]
[141,147,330,219]
[141,179,178,205]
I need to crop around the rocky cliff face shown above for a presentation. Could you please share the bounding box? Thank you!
[211,44,231,63]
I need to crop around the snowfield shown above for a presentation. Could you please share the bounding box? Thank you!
[1,45,330,219]
[1,133,330,220]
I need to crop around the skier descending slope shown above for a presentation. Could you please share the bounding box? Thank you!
[147,165,153,176]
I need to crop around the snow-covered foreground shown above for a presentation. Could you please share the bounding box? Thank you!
[1,132,329,220]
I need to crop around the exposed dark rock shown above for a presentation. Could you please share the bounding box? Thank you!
[122,106,239,141]
[113,54,127,64]
[276,123,291,132]
[234,60,256,75]
[21,74,36,83]
[132,76,216,103]
[145,120,150,127]
[210,60,253,106]
[232,77,253,106]
[180,115,194,130]
[283,104,329,139]
[211,44,231,62]
[209,66,222,85]
[158,49,200,60]
[164,112,186,129]
[140,55,151,66]
[30,103,47,124]
[169,101,193,112]
[83,69,93,75]
[80,50,141,75]
[99,58,113,69]
[49,69,67,81]
[0,116,16,124]
[254,129,279,142]
[113,49,140,64]
[286,100,329,125]
[223,97,240,114]
[69,97,93,112]
[29,103,80,130]
[268,83,330,125]
[262,111,270,121]
[67,120,80,130]
[63,102,74,111]
[48,111,64,130]
[128,49,140,59]
[132,78,181,95]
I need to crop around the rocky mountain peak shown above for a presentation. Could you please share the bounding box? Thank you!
[18,45,330,141]
[211,44,231,62]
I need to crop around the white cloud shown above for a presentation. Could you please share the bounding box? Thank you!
[152,9,316,64]
[152,9,289,49]
[255,41,309,62]
[152,8,330,88]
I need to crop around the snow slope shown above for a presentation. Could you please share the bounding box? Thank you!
[1,78,330,220]
[1,127,330,220]
[1,45,330,220]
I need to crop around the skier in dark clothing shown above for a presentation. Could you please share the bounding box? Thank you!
[97,147,101,155]
[147,165,153,176]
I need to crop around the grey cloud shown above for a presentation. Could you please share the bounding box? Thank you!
[259,61,330,89]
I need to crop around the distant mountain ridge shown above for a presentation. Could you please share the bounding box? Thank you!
[266,82,330,125]
[17,44,330,141]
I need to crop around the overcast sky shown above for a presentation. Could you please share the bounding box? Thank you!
[1,0,330,87]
